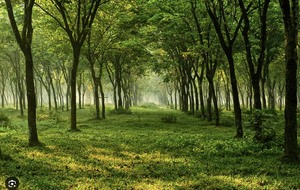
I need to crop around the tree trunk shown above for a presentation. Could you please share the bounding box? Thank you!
[261,79,267,109]
[211,81,220,126]
[40,80,43,109]
[279,0,299,161]
[192,77,199,112]
[48,69,57,111]
[70,47,80,131]
[90,64,100,119]
[77,73,82,109]
[18,80,24,116]
[99,63,105,119]
[227,54,243,138]
[116,63,123,109]
[25,48,39,146]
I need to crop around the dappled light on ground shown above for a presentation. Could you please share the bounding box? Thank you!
[1,107,300,189]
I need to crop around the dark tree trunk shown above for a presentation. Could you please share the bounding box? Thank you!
[25,48,39,146]
[49,76,57,111]
[70,46,80,131]
[116,63,123,109]
[211,81,220,126]
[99,63,105,119]
[261,79,267,109]
[77,73,82,109]
[99,78,105,119]
[91,69,100,119]
[192,77,199,111]
[18,80,24,116]
[47,86,51,110]
[198,70,205,117]
[227,55,243,137]
[207,86,212,121]
[279,0,299,161]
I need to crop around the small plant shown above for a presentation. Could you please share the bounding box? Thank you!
[0,113,10,127]
[161,114,177,124]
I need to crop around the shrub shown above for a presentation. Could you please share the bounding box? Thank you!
[110,107,132,115]
[248,109,279,145]
[161,114,177,124]
[0,113,10,127]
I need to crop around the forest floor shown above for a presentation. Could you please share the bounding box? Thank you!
[0,105,300,189]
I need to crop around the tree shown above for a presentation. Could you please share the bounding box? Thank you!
[4,0,40,146]
[238,0,271,141]
[205,0,245,137]
[278,0,299,161]
[36,0,107,130]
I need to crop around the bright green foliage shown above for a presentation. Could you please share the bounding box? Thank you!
[0,107,299,189]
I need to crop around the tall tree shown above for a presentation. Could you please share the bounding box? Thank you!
[238,0,270,110]
[36,0,107,130]
[4,0,40,146]
[205,0,245,137]
[238,0,270,141]
[278,0,299,161]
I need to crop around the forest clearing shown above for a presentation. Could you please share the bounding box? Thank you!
[0,106,300,189]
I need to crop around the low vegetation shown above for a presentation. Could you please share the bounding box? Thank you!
[0,106,299,189]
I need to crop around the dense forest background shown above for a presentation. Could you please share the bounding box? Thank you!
[0,0,299,171]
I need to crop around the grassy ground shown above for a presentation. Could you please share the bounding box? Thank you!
[0,106,300,189]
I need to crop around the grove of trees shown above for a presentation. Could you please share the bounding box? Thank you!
[0,0,298,161]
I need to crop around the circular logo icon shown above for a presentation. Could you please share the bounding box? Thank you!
[5,177,19,190]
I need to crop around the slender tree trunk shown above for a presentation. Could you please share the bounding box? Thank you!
[40,80,43,109]
[227,54,243,137]
[116,63,123,109]
[99,79,105,119]
[77,73,82,109]
[90,64,100,119]
[70,47,80,131]
[192,78,199,111]
[198,75,205,117]
[48,69,57,111]
[261,79,267,109]
[18,80,24,116]
[211,81,220,126]
[99,63,105,119]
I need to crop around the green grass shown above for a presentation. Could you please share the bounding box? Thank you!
[0,106,300,189]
